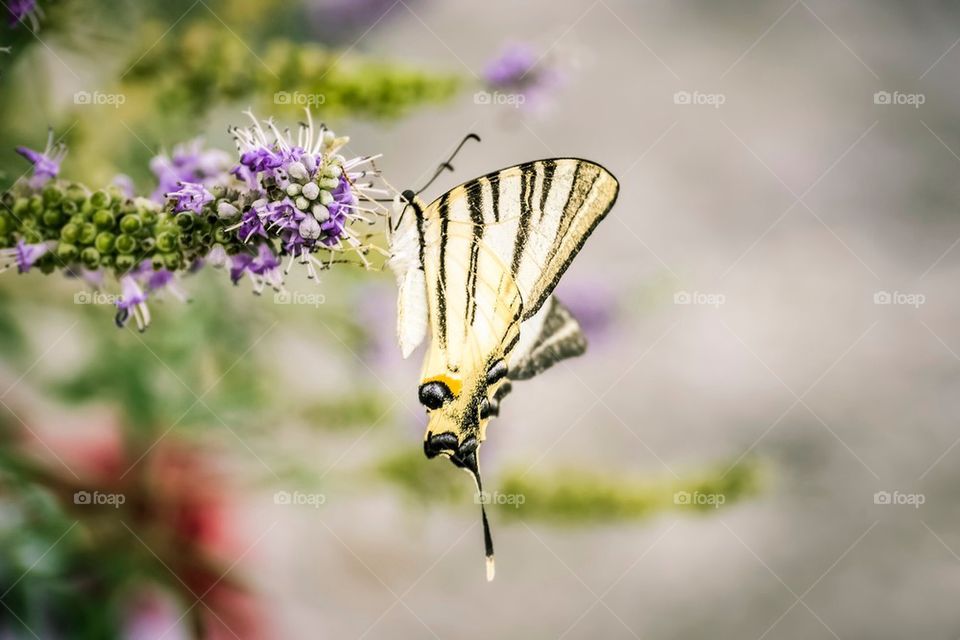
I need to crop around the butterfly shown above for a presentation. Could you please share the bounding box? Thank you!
[387,155,619,580]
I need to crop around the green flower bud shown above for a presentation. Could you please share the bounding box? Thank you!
[213,227,230,243]
[69,213,87,225]
[151,254,166,270]
[93,209,115,229]
[139,236,156,253]
[295,196,309,211]
[163,252,182,271]
[79,223,98,245]
[175,212,194,230]
[66,185,87,204]
[90,190,111,209]
[12,198,29,217]
[115,234,137,254]
[42,184,64,206]
[141,209,158,225]
[28,195,43,215]
[56,242,78,261]
[119,214,142,234]
[60,223,80,243]
[318,177,339,190]
[61,200,79,215]
[94,232,116,254]
[115,254,135,271]
[99,253,115,267]
[42,209,63,227]
[80,247,100,268]
[286,183,302,197]
[156,231,178,253]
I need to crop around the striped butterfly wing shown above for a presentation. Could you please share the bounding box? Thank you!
[419,158,619,374]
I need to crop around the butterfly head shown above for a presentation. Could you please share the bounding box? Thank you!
[420,374,489,466]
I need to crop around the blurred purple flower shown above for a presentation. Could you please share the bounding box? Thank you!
[165,181,213,214]
[483,43,565,112]
[0,239,52,273]
[556,279,618,346]
[149,138,231,203]
[229,244,283,293]
[16,132,65,188]
[115,275,150,331]
[7,0,39,29]
[113,174,136,198]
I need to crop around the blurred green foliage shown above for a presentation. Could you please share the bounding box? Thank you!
[377,448,764,523]
[124,21,462,120]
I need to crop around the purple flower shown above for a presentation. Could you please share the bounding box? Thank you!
[165,181,213,214]
[7,0,39,28]
[484,43,539,88]
[483,43,565,112]
[113,174,136,198]
[16,132,65,189]
[115,275,151,331]
[0,239,52,273]
[228,244,283,293]
[229,253,254,285]
[149,138,231,203]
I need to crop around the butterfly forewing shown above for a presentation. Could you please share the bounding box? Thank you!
[419,158,618,352]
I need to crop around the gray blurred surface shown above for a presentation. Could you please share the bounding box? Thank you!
[246,1,960,638]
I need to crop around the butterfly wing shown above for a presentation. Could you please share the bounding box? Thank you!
[418,158,618,369]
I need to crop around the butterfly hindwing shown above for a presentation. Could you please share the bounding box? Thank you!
[510,296,587,381]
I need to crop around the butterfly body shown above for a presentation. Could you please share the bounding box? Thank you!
[388,158,619,579]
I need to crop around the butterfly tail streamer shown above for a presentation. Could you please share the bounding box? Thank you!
[462,455,496,581]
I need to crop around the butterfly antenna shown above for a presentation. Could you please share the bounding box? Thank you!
[415,133,482,196]
[461,451,495,581]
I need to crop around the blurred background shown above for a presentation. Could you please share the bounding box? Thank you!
[2,0,960,638]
